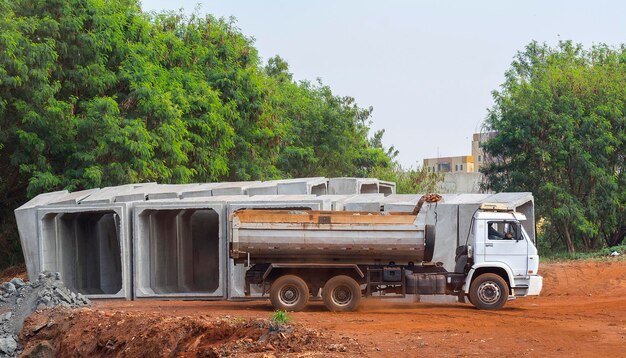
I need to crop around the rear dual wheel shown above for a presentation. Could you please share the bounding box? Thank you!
[322,275,361,312]
[269,274,363,312]
[270,275,309,311]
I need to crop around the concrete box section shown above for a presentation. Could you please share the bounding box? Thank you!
[179,183,221,199]
[211,181,261,196]
[276,177,328,195]
[37,204,131,299]
[317,195,355,211]
[245,183,279,196]
[15,190,73,279]
[329,177,379,195]
[343,194,385,212]
[328,177,395,196]
[245,178,330,196]
[133,201,227,299]
[378,180,396,196]
[79,183,157,204]
[143,184,203,200]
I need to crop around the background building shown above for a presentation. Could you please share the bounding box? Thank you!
[424,132,496,173]
[424,156,474,173]
[471,132,496,172]
[423,132,497,193]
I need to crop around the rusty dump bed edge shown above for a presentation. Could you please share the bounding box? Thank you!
[233,209,417,225]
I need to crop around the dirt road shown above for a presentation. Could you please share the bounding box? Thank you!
[20,259,626,357]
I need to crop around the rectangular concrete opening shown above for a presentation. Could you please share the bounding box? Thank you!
[141,208,220,294]
[41,211,122,295]
[360,183,379,194]
[310,183,327,195]
[379,186,393,196]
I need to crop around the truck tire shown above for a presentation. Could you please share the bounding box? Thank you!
[270,275,309,312]
[322,275,362,312]
[424,225,436,262]
[469,273,508,310]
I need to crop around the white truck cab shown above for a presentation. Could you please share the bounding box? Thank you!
[461,204,543,308]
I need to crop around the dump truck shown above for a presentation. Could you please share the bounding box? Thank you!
[230,195,543,311]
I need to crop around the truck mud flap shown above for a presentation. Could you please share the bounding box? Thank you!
[424,225,435,262]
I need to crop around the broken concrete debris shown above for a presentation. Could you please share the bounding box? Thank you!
[0,272,90,358]
[0,337,17,356]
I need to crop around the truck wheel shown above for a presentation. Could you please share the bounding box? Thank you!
[469,273,508,310]
[270,275,309,312]
[322,275,361,312]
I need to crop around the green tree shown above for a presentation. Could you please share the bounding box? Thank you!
[482,41,626,253]
[0,0,397,268]
[265,57,392,178]
[369,164,443,194]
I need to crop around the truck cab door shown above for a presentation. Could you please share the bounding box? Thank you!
[484,221,528,276]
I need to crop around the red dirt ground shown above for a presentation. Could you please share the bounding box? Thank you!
[19,259,626,357]
[0,264,28,283]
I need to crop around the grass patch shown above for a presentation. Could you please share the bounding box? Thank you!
[270,310,291,325]
[542,244,626,263]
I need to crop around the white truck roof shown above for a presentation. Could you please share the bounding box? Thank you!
[475,211,527,221]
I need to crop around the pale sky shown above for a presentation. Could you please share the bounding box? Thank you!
[140,0,626,167]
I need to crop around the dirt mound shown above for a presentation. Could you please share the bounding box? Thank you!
[20,308,359,357]
[540,257,626,296]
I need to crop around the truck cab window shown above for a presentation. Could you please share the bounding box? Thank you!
[487,221,519,240]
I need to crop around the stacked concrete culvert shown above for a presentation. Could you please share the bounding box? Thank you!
[14,177,535,302]
[14,178,392,301]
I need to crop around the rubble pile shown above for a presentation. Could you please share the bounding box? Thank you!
[0,272,90,357]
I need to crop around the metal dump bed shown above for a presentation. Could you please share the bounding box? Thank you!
[230,209,427,264]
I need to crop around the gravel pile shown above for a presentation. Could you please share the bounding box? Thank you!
[0,272,90,357]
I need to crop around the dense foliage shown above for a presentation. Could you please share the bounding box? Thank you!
[482,41,626,253]
[0,0,398,268]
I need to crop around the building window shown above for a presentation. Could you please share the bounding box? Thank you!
[455,164,458,171]
[460,164,463,171]
[478,155,481,162]
[437,163,451,172]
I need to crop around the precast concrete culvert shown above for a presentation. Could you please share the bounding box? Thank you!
[38,208,126,298]
[133,203,225,299]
